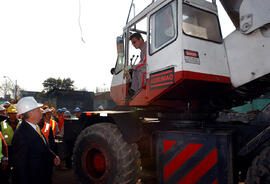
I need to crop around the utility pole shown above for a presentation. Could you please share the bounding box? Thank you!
[15,80,17,100]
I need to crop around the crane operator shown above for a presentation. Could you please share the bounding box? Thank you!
[129,32,147,97]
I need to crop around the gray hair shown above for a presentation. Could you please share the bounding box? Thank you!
[22,110,34,121]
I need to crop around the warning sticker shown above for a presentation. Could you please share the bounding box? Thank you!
[184,49,200,65]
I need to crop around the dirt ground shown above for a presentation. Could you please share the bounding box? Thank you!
[52,168,245,184]
[52,167,156,184]
[52,168,77,184]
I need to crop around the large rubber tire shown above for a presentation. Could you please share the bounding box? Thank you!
[73,123,141,184]
[245,146,270,184]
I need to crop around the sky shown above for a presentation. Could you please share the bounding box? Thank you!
[0,0,235,94]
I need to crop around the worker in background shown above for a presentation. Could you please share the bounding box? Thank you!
[61,107,67,112]
[56,108,63,118]
[62,110,73,170]
[9,99,16,105]
[38,108,46,124]
[12,96,60,184]
[58,110,71,137]
[129,32,147,97]
[45,108,58,137]
[3,101,11,110]
[0,105,20,184]
[50,107,57,120]
[0,105,21,148]
[0,131,8,183]
[74,107,81,118]
[63,111,71,119]
[42,105,49,110]
[39,108,57,152]
[57,110,72,170]
[0,105,6,116]
[56,108,64,132]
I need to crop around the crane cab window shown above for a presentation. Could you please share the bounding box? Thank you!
[149,1,177,54]
[182,4,222,43]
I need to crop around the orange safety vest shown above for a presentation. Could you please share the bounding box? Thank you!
[41,122,51,142]
[49,119,56,136]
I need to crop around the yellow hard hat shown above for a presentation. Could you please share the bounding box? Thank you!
[7,105,17,114]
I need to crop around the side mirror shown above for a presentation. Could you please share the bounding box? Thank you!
[117,36,124,57]
[111,68,115,75]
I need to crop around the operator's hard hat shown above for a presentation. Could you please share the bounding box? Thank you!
[57,108,62,113]
[74,107,80,112]
[0,105,6,111]
[7,105,17,114]
[17,96,43,115]
[61,107,67,112]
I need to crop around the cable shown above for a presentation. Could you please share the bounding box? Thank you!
[78,0,85,43]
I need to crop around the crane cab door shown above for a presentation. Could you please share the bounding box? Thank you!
[111,16,148,106]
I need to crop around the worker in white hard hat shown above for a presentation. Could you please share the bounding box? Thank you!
[38,108,57,152]
[45,108,59,137]
[63,111,71,119]
[12,96,61,184]
[0,106,6,116]
[3,101,10,110]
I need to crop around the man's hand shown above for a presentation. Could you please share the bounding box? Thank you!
[54,156,61,166]
[1,160,8,170]
[124,68,131,81]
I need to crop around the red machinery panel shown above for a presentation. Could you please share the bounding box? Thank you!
[157,130,233,184]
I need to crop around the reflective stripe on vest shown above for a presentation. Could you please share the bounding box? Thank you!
[0,120,14,146]
[0,132,3,162]
[16,121,22,129]
[41,122,51,142]
[50,119,56,136]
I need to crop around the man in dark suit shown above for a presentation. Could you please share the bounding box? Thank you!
[12,97,60,184]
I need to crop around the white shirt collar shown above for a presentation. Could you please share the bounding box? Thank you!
[26,121,38,131]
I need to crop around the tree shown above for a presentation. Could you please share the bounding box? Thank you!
[62,78,74,91]
[42,77,74,95]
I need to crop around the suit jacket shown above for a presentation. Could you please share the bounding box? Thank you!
[11,121,56,184]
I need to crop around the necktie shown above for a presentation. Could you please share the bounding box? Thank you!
[36,125,46,144]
